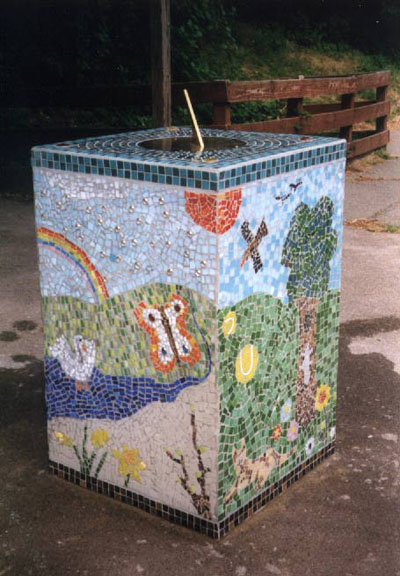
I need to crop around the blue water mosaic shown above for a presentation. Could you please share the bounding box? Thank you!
[45,339,212,421]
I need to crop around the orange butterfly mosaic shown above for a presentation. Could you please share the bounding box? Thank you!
[134,294,201,374]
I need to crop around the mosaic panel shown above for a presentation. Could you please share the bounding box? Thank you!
[42,288,213,421]
[217,291,339,520]
[32,128,345,536]
[34,168,219,301]
[216,159,343,521]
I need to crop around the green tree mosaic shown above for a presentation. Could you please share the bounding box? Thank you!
[281,196,338,301]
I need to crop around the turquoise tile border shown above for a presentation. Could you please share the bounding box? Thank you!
[32,128,346,192]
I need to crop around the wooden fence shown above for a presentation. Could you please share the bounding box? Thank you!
[172,71,390,158]
[3,71,390,158]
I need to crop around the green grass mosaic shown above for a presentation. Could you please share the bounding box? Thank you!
[43,283,216,382]
[217,290,340,520]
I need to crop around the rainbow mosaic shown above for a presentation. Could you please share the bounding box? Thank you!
[32,128,346,538]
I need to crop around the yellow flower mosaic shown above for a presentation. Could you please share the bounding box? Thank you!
[54,431,73,447]
[112,444,147,482]
[91,429,110,449]
[315,384,331,412]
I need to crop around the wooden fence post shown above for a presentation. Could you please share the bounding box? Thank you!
[2,70,390,159]
[150,0,171,128]
[339,93,355,142]
[286,98,304,117]
[376,85,389,132]
[213,103,231,127]
[286,98,304,132]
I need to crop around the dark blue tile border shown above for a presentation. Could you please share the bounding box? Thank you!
[49,441,335,539]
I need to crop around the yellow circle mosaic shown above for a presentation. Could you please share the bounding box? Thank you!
[222,311,237,337]
[235,344,259,384]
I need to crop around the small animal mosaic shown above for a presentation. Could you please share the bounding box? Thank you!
[225,439,297,503]
[50,335,96,391]
[275,180,302,203]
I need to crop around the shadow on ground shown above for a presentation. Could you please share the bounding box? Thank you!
[0,316,399,576]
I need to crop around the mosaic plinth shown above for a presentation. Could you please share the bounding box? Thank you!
[32,127,346,538]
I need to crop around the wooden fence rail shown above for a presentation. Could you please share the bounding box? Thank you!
[176,71,390,159]
[3,71,390,158]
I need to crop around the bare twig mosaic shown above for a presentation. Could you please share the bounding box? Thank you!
[165,411,211,519]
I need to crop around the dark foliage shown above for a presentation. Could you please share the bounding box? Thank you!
[232,0,400,57]
[1,0,399,98]
[0,0,398,125]
[1,0,236,98]
[1,0,151,98]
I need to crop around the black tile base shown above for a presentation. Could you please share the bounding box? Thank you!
[49,441,335,539]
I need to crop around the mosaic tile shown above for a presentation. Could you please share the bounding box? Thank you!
[32,128,345,537]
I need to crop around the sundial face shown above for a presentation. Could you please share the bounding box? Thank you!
[48,127,329,170]
[138,136,247,152]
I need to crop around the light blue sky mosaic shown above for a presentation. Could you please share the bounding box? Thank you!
[34,157,345,307]
[34,169,218,302]
[218,159,345,307]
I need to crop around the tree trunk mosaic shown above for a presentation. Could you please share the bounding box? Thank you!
[32,127,346,538]
[295,296,319,428]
